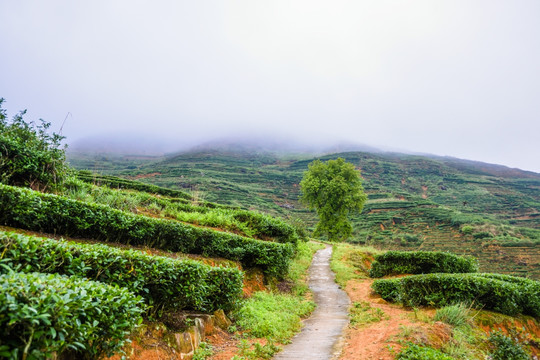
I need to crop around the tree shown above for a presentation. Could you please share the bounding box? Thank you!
[300,157,367,242]
[0,98,68,191]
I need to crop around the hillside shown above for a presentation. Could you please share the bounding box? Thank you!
[68,148,540,279]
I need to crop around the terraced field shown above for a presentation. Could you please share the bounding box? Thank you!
[68,147,540,280]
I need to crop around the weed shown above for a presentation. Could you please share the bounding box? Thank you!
[232,292,315,343]
[350,301,388,327]
[434,303,471,328]
[193,342,213,360]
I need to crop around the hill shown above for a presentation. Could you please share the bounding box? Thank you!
[68,147,540,279]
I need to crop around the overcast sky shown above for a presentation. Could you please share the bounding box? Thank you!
[1,1,539,172]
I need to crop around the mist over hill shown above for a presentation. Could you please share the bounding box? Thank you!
[69,132,539,177]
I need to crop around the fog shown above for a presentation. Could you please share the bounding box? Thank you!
[1,1,539,172]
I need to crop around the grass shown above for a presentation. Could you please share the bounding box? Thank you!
[230,240,321,354]
[330,242,380,287]
[287,241,325,296]
[434,303,471,328]
[349,301,388,327]
[233,291,315,343]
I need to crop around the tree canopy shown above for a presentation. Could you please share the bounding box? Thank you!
[300,157,367,242]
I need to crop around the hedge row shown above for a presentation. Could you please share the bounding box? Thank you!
[0,271,143,360]
[372,273,540,317]
[0,184,294,278]
[74,175,299,243]
[231,209,300,244]
[0,231,243,313]
[77,171,193,200]
[369,250,478,278]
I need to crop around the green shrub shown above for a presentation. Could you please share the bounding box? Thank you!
[397,344,454,360]
[371,273,540,317]
[460,225,474,235]
[0,184,294,277]
[0,271,144,360]
[369,251,478,278]
[472,231,492,239]
[371,278,402,302]
[488,330,530,360]
[0,99,68,191]
[0,231,243,313]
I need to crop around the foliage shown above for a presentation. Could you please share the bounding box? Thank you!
[0,99,68,191]
[371,278,402,302]
[0,271,143,360]
[488,330,531,360]
[232,291,315,343]
[369,250,478,278]
[77,170,194,200]
[193,342,213,360]
[433,303,470,327]
[286,241,325,296]
[330,243,379,287]
[300,157,367,241]
[0,231,243,313]
[349,301,388,327]
[396,344,454,360]
[0,183,294,278]
[66,177,300,244]
[372,273,540,317]
[234,340,281,360]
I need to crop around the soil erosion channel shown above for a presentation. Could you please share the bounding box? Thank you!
[274,245,350,360]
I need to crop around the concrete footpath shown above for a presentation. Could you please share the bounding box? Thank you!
[274,246,350,360]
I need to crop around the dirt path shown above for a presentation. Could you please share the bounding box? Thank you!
[340,279,438,360]
[274,246,350,360]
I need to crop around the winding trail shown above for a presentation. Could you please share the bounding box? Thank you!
[274,246,350,360]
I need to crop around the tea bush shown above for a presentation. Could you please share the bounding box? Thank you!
[369,250,478,278]
[0,99,68,191]
[77,171,193,200]
[0,184,294,277]
[0,271,143,360]
[69,176,301,244]
[0,231,243,313]
[488,330,531,360]
[372,273,540,317]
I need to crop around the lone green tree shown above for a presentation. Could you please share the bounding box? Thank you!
[300,158,367,242]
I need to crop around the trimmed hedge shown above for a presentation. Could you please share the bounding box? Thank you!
[0,231,243,313]
[231,210,300,244]
[0,184,294,277]
[77,171,193,200]
[372,273,540,318]
[0,271,143,359]
[369,250,478,278]
[71,176,300,244]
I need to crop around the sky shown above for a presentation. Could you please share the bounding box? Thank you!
[1,1,539,172]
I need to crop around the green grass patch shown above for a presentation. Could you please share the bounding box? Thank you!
[233,292,315,343]
[434,303,471,327]
[349,301,388,327]
[331,242,380,287]
[287,241,325,296]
